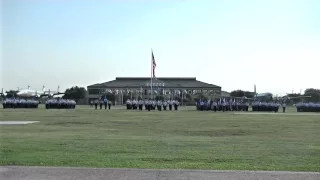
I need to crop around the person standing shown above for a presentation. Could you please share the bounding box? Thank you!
[163,100,167,110]
[169,100,173,110]
[282,102,286,113]
[212,100,217,112]
[104,96,108,110]
[147,99,151,111]
[126,99,131,110]
[94,99,98,109]
[108,100,111,109]
[174,100,179,111]
[200,100,204,111]
[99,99,103,110]
[138,99,143,110]
[157,100,160,111]
[158,100,162,111]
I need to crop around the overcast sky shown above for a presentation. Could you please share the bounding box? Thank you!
[1,0,319,96]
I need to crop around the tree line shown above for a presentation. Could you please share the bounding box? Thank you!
[230,89,320,102]
[65,87,320,103]
[3,86,320,103]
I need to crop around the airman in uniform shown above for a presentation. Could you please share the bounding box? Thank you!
[94,99,98,109]
[147,99,151,111]
[99,99,103,109]
[108,100,112,109]
[157,100,162,111]
[282,102,286,113]
[104,98,108,109]
[212,100,217,112]
[206,100,211,111]
[138,99,143,110]
[169,100,173,111]
[126,99,131,109]
[200,100,204,111]
[163,100,168,110]
[222,100,226,112]
[174,100,179,110]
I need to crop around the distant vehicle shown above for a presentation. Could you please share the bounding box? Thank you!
[246,85,310,102]
[229,85,273,101]
[2,85,64,98]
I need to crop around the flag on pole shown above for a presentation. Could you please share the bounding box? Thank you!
[152,50,156,79]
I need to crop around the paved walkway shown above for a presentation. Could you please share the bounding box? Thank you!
[1,166,319,180]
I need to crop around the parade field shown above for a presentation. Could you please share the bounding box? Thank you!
[0,106,319,172]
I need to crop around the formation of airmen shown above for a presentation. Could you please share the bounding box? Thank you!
[2,98,39,109]
[45,98,76,109]
[296,102,320,112]
[196,99,291,113]
[126,99,180,111]
[90,98,112,110]
[196,99,249,112]
[251,102,281,112]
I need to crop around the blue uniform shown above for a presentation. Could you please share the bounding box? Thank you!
[296,102,320,112]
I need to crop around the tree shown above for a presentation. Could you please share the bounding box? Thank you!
[174,96,181,101]
[244,91,255,98]
[4,90,17,98]
[230,90,245,97]
[104,92,115,102]
[193,93,208,101]
[63,86,86,102]
[230,90,254,98]
[155,95,164,101]
[304,88,320,102]
[122,94,130,104]
[286,93,302,104]
[186,94,192,100]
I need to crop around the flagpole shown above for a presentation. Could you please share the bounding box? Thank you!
[150,49,153,100]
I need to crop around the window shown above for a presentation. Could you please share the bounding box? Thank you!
[147,83,149,86]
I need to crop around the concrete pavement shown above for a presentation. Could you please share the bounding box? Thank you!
[1,166,319,180]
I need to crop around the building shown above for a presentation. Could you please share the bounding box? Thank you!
[87,77,221,104]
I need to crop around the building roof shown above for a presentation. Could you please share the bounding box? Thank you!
[87,77,220,89]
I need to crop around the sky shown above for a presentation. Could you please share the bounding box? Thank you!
[1,0,320,96]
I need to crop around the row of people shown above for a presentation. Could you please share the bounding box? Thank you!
[45,99,76,109]
[90,99,112,110]
[251,102,282,112]
[196,100,249,112]
[126,99,180,111]
[2,98,39,109]
[296,102,320,112]
[196,100,287,113]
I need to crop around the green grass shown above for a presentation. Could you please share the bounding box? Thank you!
[0,105,319,172]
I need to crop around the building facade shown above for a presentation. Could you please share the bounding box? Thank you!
[87,77,221,104]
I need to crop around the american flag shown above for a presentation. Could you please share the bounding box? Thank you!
[152,50,156,79]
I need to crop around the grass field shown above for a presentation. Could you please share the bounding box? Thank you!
[0,105,319,172]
